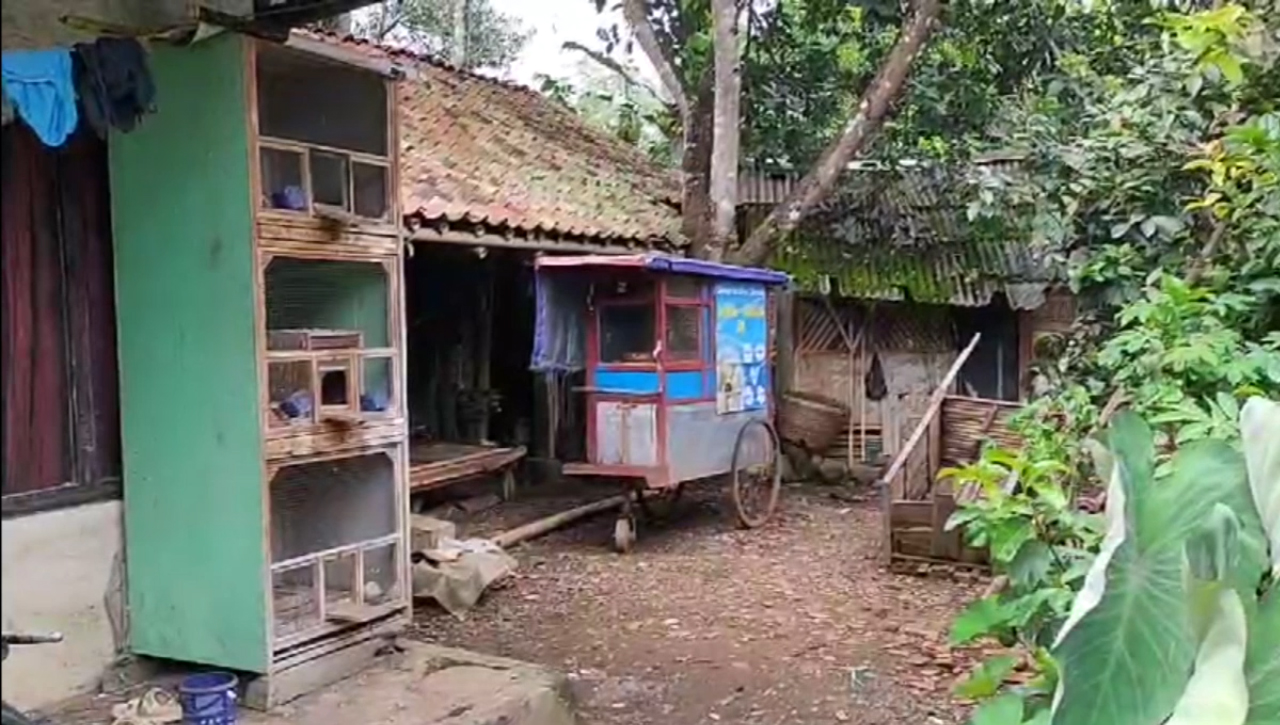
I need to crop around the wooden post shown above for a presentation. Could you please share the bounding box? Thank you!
[774,290,795,399]
[476,258,494,443]
[820,297,874,472]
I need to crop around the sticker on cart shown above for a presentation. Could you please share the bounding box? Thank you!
[715,282,769,415]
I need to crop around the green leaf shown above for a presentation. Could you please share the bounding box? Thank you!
[1184,504,1242,583]
[956,655,1019,699]
[1246,588,1280,725]
[1050,413,1254,725]
[1008,539,1053,589]
[1165,586,1249,725]
[972,693,1025,725]
[952,597,1012,645]
[1216,52,1245,86]
[991,522,1037,564]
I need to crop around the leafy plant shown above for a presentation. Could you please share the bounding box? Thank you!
[949,399,1278,724]
[1048,397,1278,725]
[943,448,1099,657]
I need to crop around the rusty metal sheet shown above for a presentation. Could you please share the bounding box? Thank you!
[666,402,769,483]
[593,401,658,467]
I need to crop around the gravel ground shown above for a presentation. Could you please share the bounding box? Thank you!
[412,481,988,725]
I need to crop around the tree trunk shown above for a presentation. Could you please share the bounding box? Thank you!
[730,0,943,266]
[683,76,716,258]
[707,0,743,261]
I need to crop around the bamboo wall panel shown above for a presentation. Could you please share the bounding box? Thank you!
[940,395,1022,465]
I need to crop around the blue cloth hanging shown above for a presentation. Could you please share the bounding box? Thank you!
[1,49,78,147]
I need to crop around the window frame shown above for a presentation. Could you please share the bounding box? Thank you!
[659,276,710,373]
[252,42,395,226]
[596,298,659,369]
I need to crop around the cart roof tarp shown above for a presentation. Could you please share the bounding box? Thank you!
[535,254,791,286]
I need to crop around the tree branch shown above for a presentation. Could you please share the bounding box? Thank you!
[731,0,943,266]
[562,41,664,100]
[622,0,690,123]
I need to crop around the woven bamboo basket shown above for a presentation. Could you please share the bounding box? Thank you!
[777,391,850,452]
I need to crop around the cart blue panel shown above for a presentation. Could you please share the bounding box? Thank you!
[594,369,661,394]
[665,371,706,401]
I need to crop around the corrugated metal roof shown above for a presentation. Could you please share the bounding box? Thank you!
[742,161,1054,308]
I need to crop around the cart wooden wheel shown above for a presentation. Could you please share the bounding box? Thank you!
[637,484,684,522]
[613,514,637,553]
[731,418,782,528]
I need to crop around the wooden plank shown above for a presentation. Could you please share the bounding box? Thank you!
[476,261,495,442]
[256,222,400,256]
[408,445,527,492]
[927,413,941,490]
[930,491,957,559]
[888,552,991,572]
[889,500,934,527]
[263,421,406,461]
[775,290,796,393]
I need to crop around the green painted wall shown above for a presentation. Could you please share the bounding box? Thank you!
[110,35,269,672]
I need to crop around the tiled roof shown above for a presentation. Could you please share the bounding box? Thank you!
[742,161,1057,308]
[399,65,683,245]
[295,31,683,247]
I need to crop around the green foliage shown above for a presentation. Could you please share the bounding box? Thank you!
[534,54,678,165]
[941,12,1279,723]
[354,0,532,71]
[587,0,1194,170]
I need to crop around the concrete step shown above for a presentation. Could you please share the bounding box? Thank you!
[246,643,579,725]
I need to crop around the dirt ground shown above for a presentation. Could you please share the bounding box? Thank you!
[414,481,987,725]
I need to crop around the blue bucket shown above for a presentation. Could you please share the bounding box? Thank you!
[178,672,238,725]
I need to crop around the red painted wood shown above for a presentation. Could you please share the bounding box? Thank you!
[2,124,119,498]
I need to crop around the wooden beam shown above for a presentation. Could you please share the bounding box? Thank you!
[407,228,641,255]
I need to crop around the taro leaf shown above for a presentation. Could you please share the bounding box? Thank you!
[1185,504,1243,584]
[971,693,1025,725]
[1164,584,1249,725]
[1241,397,1280,577]
[1051,416,1144,652]
[1246,587,1280,725]
[1050,414,1254,725]
[956,654,1019,699]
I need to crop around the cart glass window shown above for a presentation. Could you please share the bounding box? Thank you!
[600,305,655,364]
[665,305,701,362]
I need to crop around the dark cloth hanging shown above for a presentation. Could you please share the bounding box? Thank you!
[72,37,155,136]
[865,352,888,402]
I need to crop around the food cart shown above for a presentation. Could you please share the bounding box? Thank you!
[531,254,789,551]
